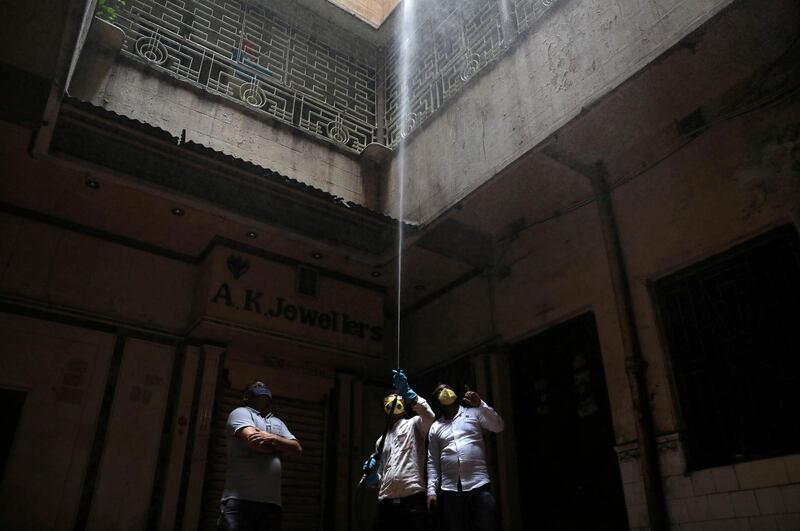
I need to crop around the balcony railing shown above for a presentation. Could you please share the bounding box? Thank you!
[114,0,378,153]
[107,0,560,154]
[384,0,560,147]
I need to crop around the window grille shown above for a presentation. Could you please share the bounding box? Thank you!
[113,0,378,153]
[654,226,800,469]
[384,0,560,147]
[106,0,562,153]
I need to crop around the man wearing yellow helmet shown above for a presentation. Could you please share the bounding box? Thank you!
[362,369,435,531]
[426,383,504,531]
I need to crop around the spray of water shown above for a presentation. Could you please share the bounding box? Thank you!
[395,0,415,370]
[497,0,511,28]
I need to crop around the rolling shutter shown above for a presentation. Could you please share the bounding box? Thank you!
[200,387,327,531]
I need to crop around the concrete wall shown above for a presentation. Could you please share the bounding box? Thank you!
[401,275,494,370]
[609,101,800,531]
[0,125,388,530]
[0,314,115,531]
[0,213,195,333]
[0,0,80,80]
[80,59,372,206]
[68,0,740,223]
[85,339,175,531]
[619,436,800,531]
[0,314,226,531]
[382,0,735,223]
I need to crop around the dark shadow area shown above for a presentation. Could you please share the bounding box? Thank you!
[510,313,629,531]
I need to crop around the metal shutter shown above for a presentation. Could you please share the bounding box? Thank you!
[200,387,327,531]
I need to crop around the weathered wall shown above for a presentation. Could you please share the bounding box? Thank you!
[0,0,78,80]
[0,314,225,531]
[401,192,636,439]
[0,314,115,531]
[82,59,371,205]
[0,212,195,333]
[401,275,494,371]
[609,101,800,531]
[383,0,735,223]
[401,92,800,531]
[85,339,176,531]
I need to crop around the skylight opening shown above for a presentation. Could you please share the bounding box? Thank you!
[327,0,402,28]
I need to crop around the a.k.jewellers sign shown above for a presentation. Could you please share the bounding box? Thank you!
[196,247,384,354]
[209,283,383,342]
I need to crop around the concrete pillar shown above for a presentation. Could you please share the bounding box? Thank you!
[334,372,354,530]
[180,345,224,531]
[157,347,201,531]
[86,339,175,531]
[349,378,365,527]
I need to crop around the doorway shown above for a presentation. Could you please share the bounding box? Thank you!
[509,313,628,530]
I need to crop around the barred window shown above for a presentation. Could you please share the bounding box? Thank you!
[654,226,800,469]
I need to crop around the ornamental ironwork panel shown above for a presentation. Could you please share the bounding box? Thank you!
[514,0,558,32]
[654,226,800,469]
[384,0,508,146]
[106,0,565,153]
[383,0,560,147]
[113,0,377,153]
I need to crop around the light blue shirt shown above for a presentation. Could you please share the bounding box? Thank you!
[222,406,296,505]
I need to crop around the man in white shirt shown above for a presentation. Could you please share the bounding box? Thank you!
[363,370,435,531]
[426,383,504,531]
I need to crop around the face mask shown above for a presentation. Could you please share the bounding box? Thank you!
[437,388,457,406]
[384,394,405,416]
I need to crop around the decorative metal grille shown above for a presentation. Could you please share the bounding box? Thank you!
[107,0,563,153]
[113,0,377,153]
[383,0,560,147]
[514,0,558,32]
[654,226,800,469]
